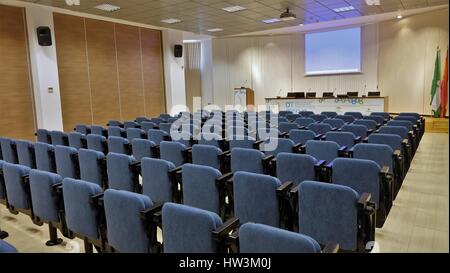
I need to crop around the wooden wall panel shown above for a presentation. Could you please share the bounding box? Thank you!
[53,13,92,131]
[85,19,120,125]
[140,28,166,116]
[0,5,36,140]
[115,24,145,120]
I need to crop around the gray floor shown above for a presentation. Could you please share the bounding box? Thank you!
[1,133,448,253]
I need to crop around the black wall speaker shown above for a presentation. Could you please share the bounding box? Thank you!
[37,26,52,46]
[174,44,183,58]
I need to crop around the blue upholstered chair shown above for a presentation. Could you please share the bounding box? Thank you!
[36,129,52,144]
[107,153,139,192]
[126,128,146,141]
[16,140,36,168]
[35,142,56,173]
[231,148,271,175]
[305,140,340,163]
[321,111,338,118]
[141,157,177,203]
[289,130,316,145]
[108,126,126,138]
[131,139,156,162]
[299,111,314,117]
[364,115,384,125]
[50,131,69,146]
[276,153,318,187]
[0,138,18,164]
[160,141,188,167]
[147,129,169,145]
[108,120,123,127]
[192,144,228,173]
[262,138,297,157]
[55,145,79,179]
[354,119,378,131]
[103,189,156,253]
[307,123,333,135]
[370,112,390,121]
[335,115,355,124]
[228,135,260,150]
[322,118,345,129]
[158,123,173,135]
[295,181,375,252]
[107,136,131,155]
[86,134,108,154]
[68,132,87,150]
[345,112,363,120]
[341,124,368,138]
[90,126,108,137]
[136,117,150,124]
[294,117,315,128]
[310,114,327,123]
[278,122,299,134]
[75,124,91,135]
[198,133,223,149]
[0,240,17,253]
[78,149,106,188]
[141,121,158,132]
[124,121,140,130]
[324,131,357,150]
[239,223,325,253]
[0,160,7,201]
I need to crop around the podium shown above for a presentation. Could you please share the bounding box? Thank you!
[234,87,255,110]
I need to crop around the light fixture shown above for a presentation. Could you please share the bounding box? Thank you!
[183,40,200,43]
[262,18,281,24]
[280,8,296,21]
[365,0,380,5]
[94,4,120,12]
[222,6,246,13]
[161,18,182,24]
[333,6,355,12]
[207,28,224,32]
[299,23,304,26]
[397,14,403,19]
[65,0,80,6]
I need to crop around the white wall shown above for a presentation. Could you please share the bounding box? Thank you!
[210,24,379,108]
[162,29,186,114]
[25,5,64,131]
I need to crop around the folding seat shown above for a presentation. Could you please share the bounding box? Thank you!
[286,114,302,122]
[368,134,405,195]
[86,134,108,154]
[324,131,358,150]
[162,203,236,253]
[228,135,262,150]
[75,124,91,135]
[293,181,375,252]
[233,172,290,228]
[68,132,87,149]
[387,120,419,151]
[322,118,345,129]
[131,139,157,162]
[198,132,225,149]
[62,178,105,252]
[158,123,173,135]
[289,130,317,145]
[278,111,293,117]
[0,160,7,203]
[398,112,424,134]
[0,240,17,253]
[238,223,337,253]
[299,111,315,117]
[55,145,80,179]
[136,117,150,124]
[173,131,194,148]
[126,128,146,141]
[344,112,363,120]
[378,126,412,165]
[108,126,126,138]
[160,141,189,167]
[230,148,272,175]
[124,121,140,130]
[167,117,179,124]
[141,121,158,132]
[192,144,229,173]
[50,131,69,146]
[321,111,338,118]
[2,163,41,225]
[330,158,393,228]
[148,129,170,145]
[108,120,123,127]
[294,117,315,128]
[310,114,327,123]
[341,124,368,139]
[364,115,384,126]
[91,125,108,137]
[278,122,300,134]
[203,124,223,135]
[160,114,171,120]
[150,118,165,125]
[370,112,391,121]
[141,158,178,203]
[335,115,355,124]
[103,189,158,253]
[0,138,18,164]
[354,119,377,131]
[395,116,424,138]
[35,143,56,173]
[305,140,342,163]
[276,153,321,186]
[226,126,251,139]
[16,140,36,168]
[307,123,333,135]
[78,149,107,188]
[107,136,131,155]
[29,170,69,246]
[107,153,140,192]
[36,129,52,144]
[262,138,298,157]
[277,117,289,123]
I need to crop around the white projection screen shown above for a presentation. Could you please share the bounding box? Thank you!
[305,27,362,76]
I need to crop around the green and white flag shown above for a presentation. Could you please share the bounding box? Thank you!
[430,49,441,117]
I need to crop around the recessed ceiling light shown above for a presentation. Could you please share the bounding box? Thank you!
[183,40,200,43]
[65,0,80,6]
[208,28,224,32]
[333,6,355,12]
[299,23,304,26]
[397,15,403,19]
[94,4,121,12]
[222,6,246,13]
[262,18,281,24]
[161,18,182,24]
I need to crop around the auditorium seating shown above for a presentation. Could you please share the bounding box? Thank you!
[75,124,91,135]
[78,149,107,188]
[335,115,355,124]
[0,138,18,164]
[50,131,69,146]
[310,114,327,123]
[294,117,315,128]
[141,157,178,203]
[35,142,56,173]
[36,129,52,144]
[86,134,108,154]
[107,136,131,155]
[289,130,318,145]
[106,153,139,192]
[322,118,345,129]
[345,112,363,120]
[324,131,358,150]
[354,119,378,131]
[108,126,126,138]
[54,146,79,179]
[16,140,36,168]
[341,124,368,139]
[305,140,342,163]
[307,123,334,135]
[132,139,157,161]
[0,240,17,253]
[321,111,338,118]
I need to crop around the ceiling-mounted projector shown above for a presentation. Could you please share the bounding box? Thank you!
[280,8,296,21]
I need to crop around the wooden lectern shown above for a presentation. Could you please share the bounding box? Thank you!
[234,87,255,110]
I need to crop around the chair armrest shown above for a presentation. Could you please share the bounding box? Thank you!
[276,181,293,196]
[394,150,401,157]
[293,143,302,153]
[338,146,347,153]
[368,129,374,135]
[325,161,334,169]
[362,137,369,143]
[357,192,371,207]
[354,136,362,143]
[262,155,275,162]
[322,243,339,253]
[51,182,63,191]
[315,160,326,169]
[212,217,240,240]
[216,172,233,186]
[254,139,265,146]
[380,166,390,175]
[21,175,30,185]
[140,202,164,221]
[90,193,104,206]
[314,134,324,140]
